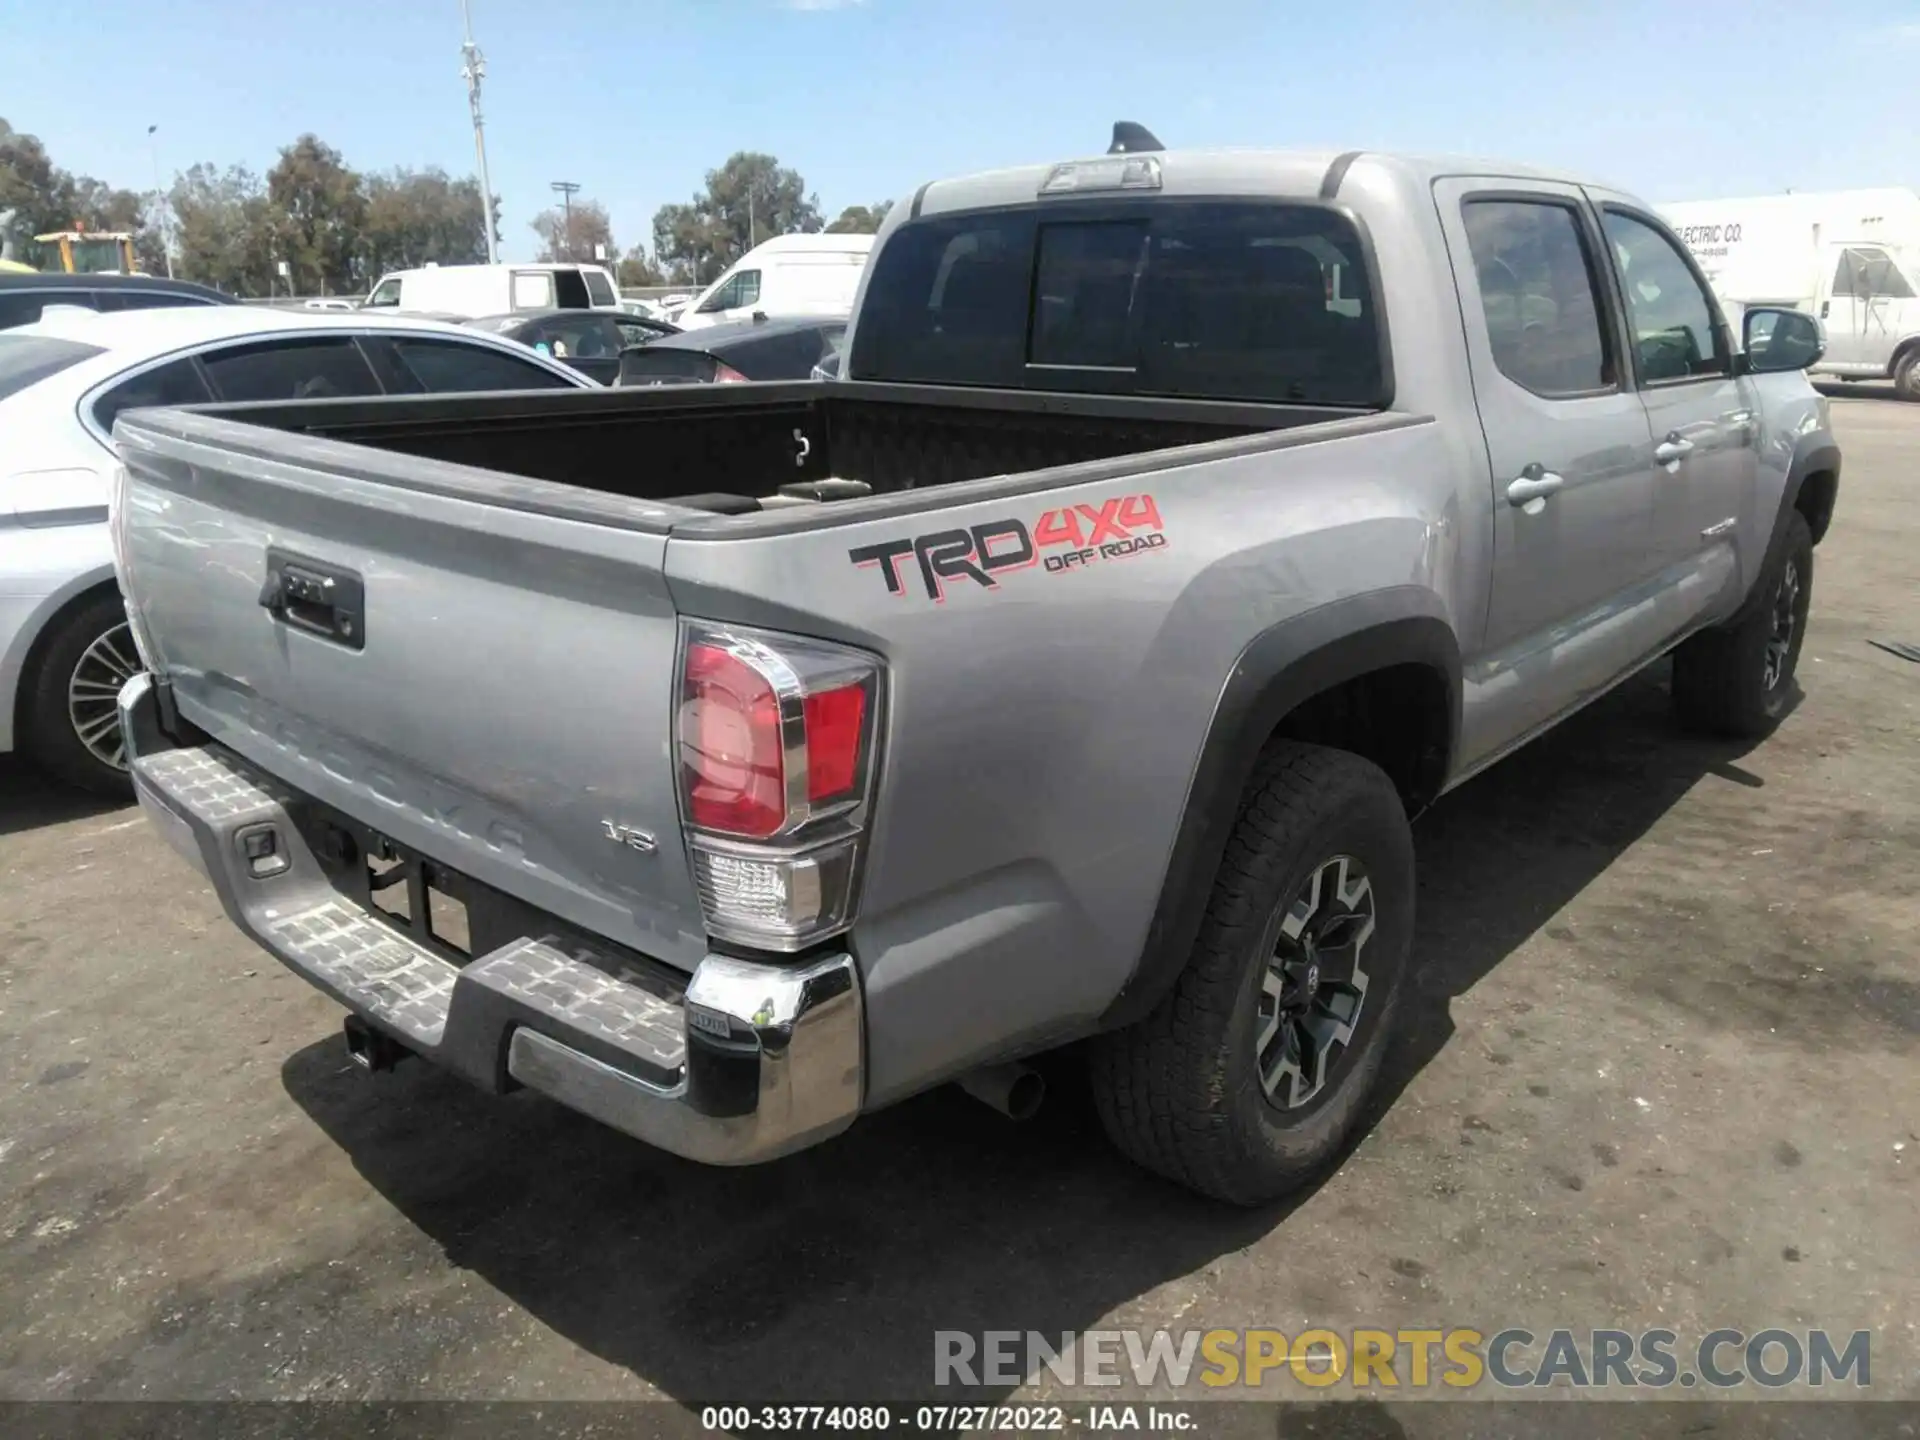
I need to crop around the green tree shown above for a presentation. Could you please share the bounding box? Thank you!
[615,244,666,288]
[266,134,366,294]
[530,197,615,264]
[361,166,496,276]
[825,200,893,234]
[653,152,823,285]
[170,163,279,294]
[2,117,153,271]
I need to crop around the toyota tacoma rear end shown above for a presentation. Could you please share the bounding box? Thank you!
[109,137,1837,1201]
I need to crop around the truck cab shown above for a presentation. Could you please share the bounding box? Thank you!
[1816,242,1919,379]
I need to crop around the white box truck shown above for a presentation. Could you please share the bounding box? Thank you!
[1658,187,1920,397]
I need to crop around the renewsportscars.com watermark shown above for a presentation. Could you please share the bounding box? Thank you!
[935,1327,1873,1391]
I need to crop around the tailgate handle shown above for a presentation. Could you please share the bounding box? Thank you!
[260,549,365,650]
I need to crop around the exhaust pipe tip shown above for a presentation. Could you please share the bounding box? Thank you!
[343,1015,413,1074]
[959,1061,1046,1122]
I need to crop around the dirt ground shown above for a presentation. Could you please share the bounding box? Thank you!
[1,390,1915,1431]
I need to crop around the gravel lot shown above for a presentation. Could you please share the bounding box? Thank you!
[1,392,1915,1425]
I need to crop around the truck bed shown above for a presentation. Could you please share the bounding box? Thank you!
[158,380,1366,521]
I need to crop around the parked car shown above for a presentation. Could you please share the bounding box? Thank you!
[615,313,845,386]
[671,234,873,331]
[361,262,624,319]
[111,139,1838,1203]
[0,272,235,331]
[1,305,593,795]
[466,308,678,384]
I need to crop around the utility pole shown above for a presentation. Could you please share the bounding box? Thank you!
[551,180,581,260]
[460,0,499,265]
[146,123,174,278]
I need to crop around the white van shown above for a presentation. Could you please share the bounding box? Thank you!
[1658,187,1920,397]
[671,234,874,331]
[361,262,623,319]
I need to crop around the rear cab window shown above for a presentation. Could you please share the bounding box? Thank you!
[849,200,1386,405]
[0,335,105,400]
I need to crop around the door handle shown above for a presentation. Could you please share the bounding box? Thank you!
[1654,436,1694,466]
[1819,300,1830,319]
[1506,468,1565,507]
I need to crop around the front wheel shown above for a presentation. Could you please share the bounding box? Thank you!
[21,590,140,798]
[1088,743,1415,1205]
[1672,510,1813,738]
[1895,349,1920,402]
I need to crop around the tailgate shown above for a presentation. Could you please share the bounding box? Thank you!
[111,409,708,973]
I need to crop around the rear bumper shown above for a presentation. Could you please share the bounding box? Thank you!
[118,673,863,1166]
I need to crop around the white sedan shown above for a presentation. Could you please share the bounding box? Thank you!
[0,304,594,795]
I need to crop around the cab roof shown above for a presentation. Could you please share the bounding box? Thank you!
[907,147,1620,220]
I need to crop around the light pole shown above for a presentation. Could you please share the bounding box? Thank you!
[146,123,175,278]
[460,0,499,265]
[550,180,581,260]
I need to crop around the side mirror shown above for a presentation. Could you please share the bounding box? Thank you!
[1742,306,1825,374]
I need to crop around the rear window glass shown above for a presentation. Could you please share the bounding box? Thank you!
[849,202,1384,405]
[0,335,105,401]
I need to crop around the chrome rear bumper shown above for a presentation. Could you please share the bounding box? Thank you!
[118,672,863,1165]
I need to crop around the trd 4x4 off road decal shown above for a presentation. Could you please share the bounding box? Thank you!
[849,493,1167,601]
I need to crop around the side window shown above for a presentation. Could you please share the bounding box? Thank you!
[0,293,55,329]
[535,313,618,359]
[200,337,383,402]
[583,269,617,307]
[614,316,666,348]
[375,336,578,393]
[1460,199,1613,397]
[511,271,556,309]
[1602,210,1729,382]
[553,268,592,309]
[699,270,761,313]
[91,356,214,432]
[1853,248,1915,300]
[1832,251,1864,301]
[104,291,217,312]
[365,278,402,308]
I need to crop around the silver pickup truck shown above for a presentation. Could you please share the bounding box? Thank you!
[109,141,1839,1203]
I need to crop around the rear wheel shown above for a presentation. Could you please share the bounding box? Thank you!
[21,590,138,798]
[1895,348,1920,402]
[1672,510,1813,738]
[1088,743,1414,1205]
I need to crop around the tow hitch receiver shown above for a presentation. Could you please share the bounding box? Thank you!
[343,1015,414,1073]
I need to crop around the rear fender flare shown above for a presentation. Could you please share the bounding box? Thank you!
[1098,590,1460,1030]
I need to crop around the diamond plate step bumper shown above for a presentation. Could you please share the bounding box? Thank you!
[119,673,863,1165]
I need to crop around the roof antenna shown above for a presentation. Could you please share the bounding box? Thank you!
[1108,122,1164,155]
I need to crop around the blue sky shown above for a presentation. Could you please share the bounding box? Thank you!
[5,0,1917,263]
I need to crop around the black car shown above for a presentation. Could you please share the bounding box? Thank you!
[0,273,236,331]
[464,308,678,385]
[616,314,847,387]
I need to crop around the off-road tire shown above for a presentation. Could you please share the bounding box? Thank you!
[1088,742,1415,1205]
[1895,348,1920,402]
[1672,510,1813,738]
[21,589,138,799]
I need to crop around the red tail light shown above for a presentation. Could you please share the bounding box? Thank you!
[677,623,885,950]
[682,642,787,838]
[802,683,866,803]
[713,361,751,384]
